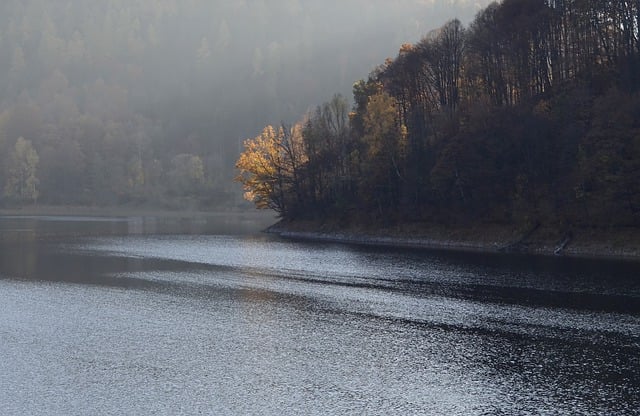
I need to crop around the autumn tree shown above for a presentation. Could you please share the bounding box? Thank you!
[236,124,308,216]
[357,91,407,218]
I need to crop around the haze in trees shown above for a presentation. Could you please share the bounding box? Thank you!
[4,137,39,204]
[0,0,491,209]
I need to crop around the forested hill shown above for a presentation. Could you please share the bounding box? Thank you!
[0,0,489,209]
[237,0,640,231]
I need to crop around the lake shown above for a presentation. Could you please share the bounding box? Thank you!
[0,215,639,415]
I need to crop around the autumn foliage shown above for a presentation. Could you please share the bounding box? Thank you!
[237,0,640,228]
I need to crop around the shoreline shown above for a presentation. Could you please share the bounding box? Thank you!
[0,205,274,219]
[266,220,640,263]
[3,207,638,262]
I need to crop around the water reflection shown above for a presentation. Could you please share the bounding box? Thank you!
[0,212,276,238]
[0,215,639,415]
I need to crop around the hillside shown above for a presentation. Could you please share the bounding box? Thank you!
[237,0,640,242]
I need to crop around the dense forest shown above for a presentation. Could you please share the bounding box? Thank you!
[0,0,489,209]
[237,0,640,230]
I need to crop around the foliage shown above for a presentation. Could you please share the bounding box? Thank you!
[237,0,640,229]
[236,126,285,212]
[4,137,39,203]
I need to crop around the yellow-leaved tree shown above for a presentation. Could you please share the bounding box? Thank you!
[235,123,307,216]
[358,91,407,214]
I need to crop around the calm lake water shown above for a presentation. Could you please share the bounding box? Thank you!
[0,215,639,415]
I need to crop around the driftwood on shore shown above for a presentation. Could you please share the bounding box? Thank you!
[554,234,573,255]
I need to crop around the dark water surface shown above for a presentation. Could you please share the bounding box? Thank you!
[0,215,639,415]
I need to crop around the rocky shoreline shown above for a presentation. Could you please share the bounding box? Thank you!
[266,220,640,262]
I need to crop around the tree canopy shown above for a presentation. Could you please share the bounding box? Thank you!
[237,0,640,229]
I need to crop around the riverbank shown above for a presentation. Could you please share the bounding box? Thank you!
[266,219,640,262]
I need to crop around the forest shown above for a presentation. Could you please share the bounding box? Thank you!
[237,0,640,230]
[0,0,489,209]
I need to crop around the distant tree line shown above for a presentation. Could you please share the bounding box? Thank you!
[237,0,640,229]
[1,0,484,208]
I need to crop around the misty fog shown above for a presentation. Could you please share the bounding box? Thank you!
[0,0,490,208]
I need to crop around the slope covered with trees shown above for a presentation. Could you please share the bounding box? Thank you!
[0,0,489,208]
[237,0,640,230]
